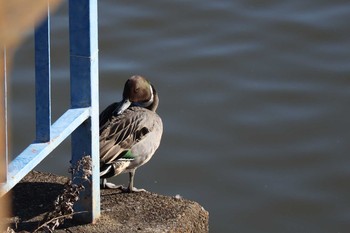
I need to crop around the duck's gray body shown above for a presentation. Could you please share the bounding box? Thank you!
[100,105,163,179]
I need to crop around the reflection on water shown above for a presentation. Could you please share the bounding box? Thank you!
[10,0,350,232]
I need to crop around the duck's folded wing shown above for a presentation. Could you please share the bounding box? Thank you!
[99,110,148,164]
[99,102,119,130]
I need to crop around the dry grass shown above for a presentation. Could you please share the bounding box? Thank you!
[31,156,92,233]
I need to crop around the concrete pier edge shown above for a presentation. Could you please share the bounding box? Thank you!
[1,171,209,232]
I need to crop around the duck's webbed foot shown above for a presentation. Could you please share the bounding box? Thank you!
[124,187,147,193]
[101,178,124,189]
[124,170,147,193]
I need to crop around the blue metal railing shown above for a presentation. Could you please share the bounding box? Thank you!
[0,0,100,223]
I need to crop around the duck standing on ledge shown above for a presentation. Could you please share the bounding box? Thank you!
[99,75,163,192]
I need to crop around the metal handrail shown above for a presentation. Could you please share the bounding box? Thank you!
[0,0,100,223]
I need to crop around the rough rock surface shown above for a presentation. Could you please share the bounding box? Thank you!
[2,171,209,232]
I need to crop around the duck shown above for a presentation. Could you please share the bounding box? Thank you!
[99,75,163,192]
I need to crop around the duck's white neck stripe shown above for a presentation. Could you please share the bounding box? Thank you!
[135,85,154,108]
[139,85,154,107]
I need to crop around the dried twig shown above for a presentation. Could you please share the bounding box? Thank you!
[33,211,87,233]
[69,156,93,182]
[32,156,93,233]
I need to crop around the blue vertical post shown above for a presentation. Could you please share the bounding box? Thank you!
[69,0,100,223]
[35,3,51,143]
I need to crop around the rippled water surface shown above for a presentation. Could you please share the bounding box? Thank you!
[9,0,350,232]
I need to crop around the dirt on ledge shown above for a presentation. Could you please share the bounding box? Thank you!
[1,171,209,233]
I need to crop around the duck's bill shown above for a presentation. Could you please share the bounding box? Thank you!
[117,99,132,114]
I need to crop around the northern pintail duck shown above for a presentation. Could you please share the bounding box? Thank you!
[100,75,163,192]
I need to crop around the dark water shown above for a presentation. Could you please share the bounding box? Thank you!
[9,0,350,232]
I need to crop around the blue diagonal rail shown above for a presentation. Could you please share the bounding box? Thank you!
[0,0,100,223]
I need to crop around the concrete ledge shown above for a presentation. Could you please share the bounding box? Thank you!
[2,171,209,232]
